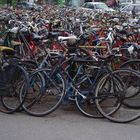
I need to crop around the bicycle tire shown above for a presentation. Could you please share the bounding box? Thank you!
[0,64,29,113]
[95,69,140,123]
[20,68,66,117]
[74,62,104,118]
[120,59,140,108]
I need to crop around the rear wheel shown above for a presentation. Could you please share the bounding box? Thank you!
[75,64,103,118]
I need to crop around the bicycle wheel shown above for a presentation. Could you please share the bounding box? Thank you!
[74,63,103,118]
[120,59,140,108]
[120,59,140,72]
[20,68,66,117]
[0,64,29,113]
[95,69,140,123]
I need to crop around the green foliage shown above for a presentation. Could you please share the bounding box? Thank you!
[0,0,4,5]
[12,0,18,6]
[0,0,18,7]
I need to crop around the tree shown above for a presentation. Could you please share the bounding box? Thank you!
[6,0,12,6]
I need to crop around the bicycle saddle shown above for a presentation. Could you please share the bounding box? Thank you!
[0,46,15,55]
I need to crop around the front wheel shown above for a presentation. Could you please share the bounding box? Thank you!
[95,69,140,123]
[120,59,140,108]
[0,64,29,114]
[20,68,66,117]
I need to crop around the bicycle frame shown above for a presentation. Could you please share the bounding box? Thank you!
[48,55,113,100]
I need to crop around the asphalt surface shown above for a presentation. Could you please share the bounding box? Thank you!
[0,105,140,140]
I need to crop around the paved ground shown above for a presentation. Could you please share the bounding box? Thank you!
[0,105,140,140]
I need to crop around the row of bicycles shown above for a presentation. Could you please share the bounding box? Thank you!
[0,7,140,123]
